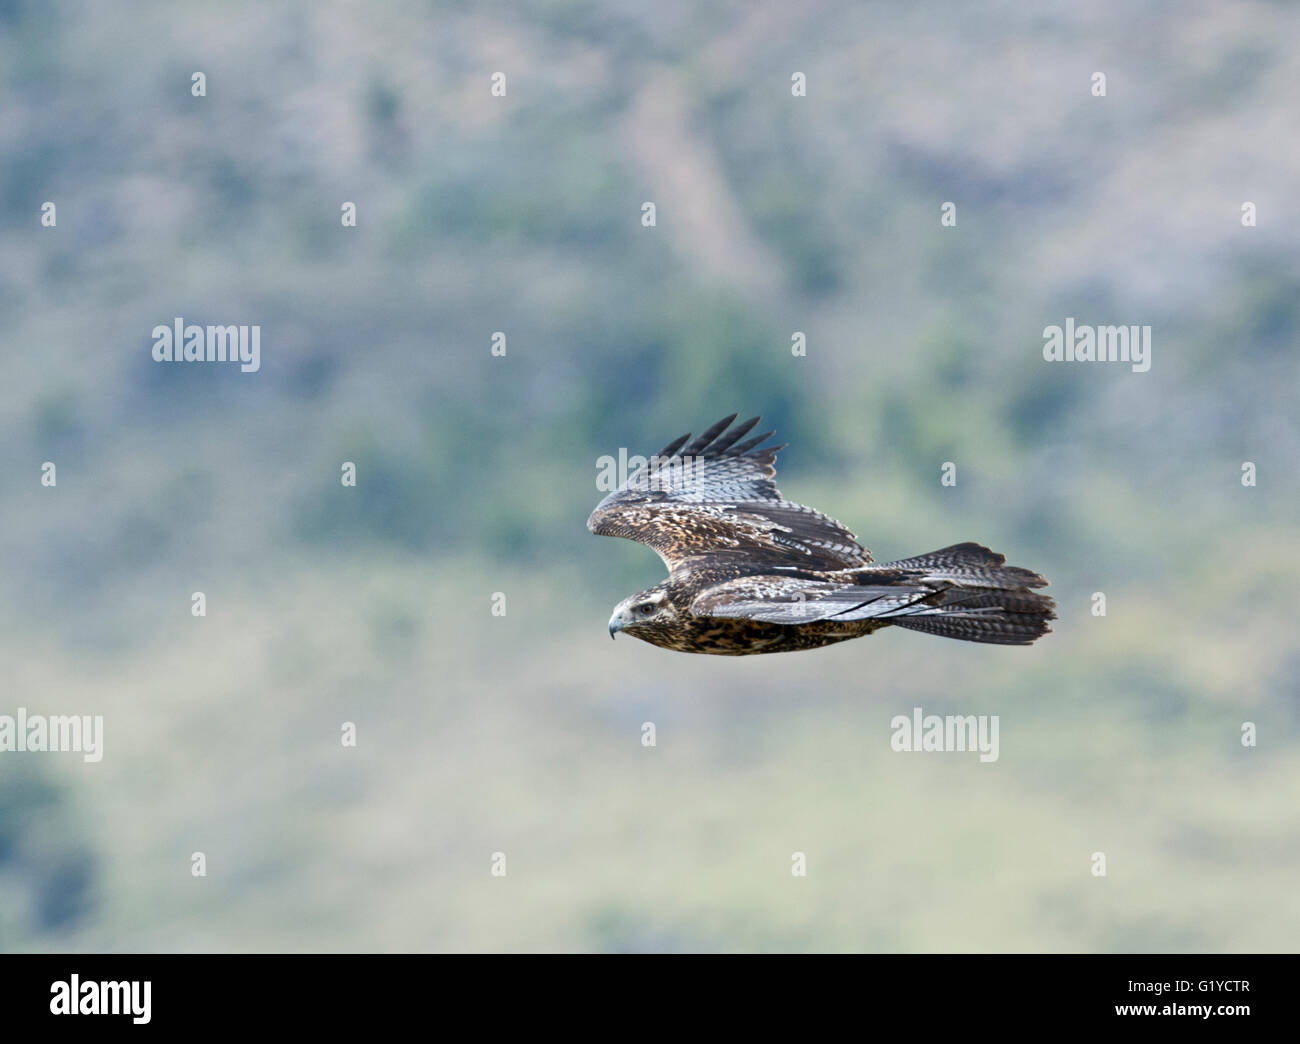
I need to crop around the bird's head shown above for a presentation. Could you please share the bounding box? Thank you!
[608,584,680,641]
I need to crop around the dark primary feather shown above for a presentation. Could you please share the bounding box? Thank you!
[587,414,871,572]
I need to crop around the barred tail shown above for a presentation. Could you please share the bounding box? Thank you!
[871,542,1056,646]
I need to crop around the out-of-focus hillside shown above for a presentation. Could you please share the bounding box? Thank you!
[0,0,1297,951]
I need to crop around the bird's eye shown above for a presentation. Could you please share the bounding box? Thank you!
[638,603,655,614]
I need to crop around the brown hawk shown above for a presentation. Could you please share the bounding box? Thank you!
[588,414,1055,654]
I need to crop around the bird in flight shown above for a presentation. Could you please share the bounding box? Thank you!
[589,414,1055,655]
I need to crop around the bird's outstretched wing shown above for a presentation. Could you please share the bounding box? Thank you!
[587,414,872,574]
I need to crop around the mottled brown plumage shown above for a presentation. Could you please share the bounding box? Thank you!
[589,415,1055,654]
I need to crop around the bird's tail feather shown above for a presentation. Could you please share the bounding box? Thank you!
[889,607,1053,645]
[872,542,1056,646]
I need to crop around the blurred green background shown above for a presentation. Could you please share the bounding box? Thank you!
[1,0,1297,952]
